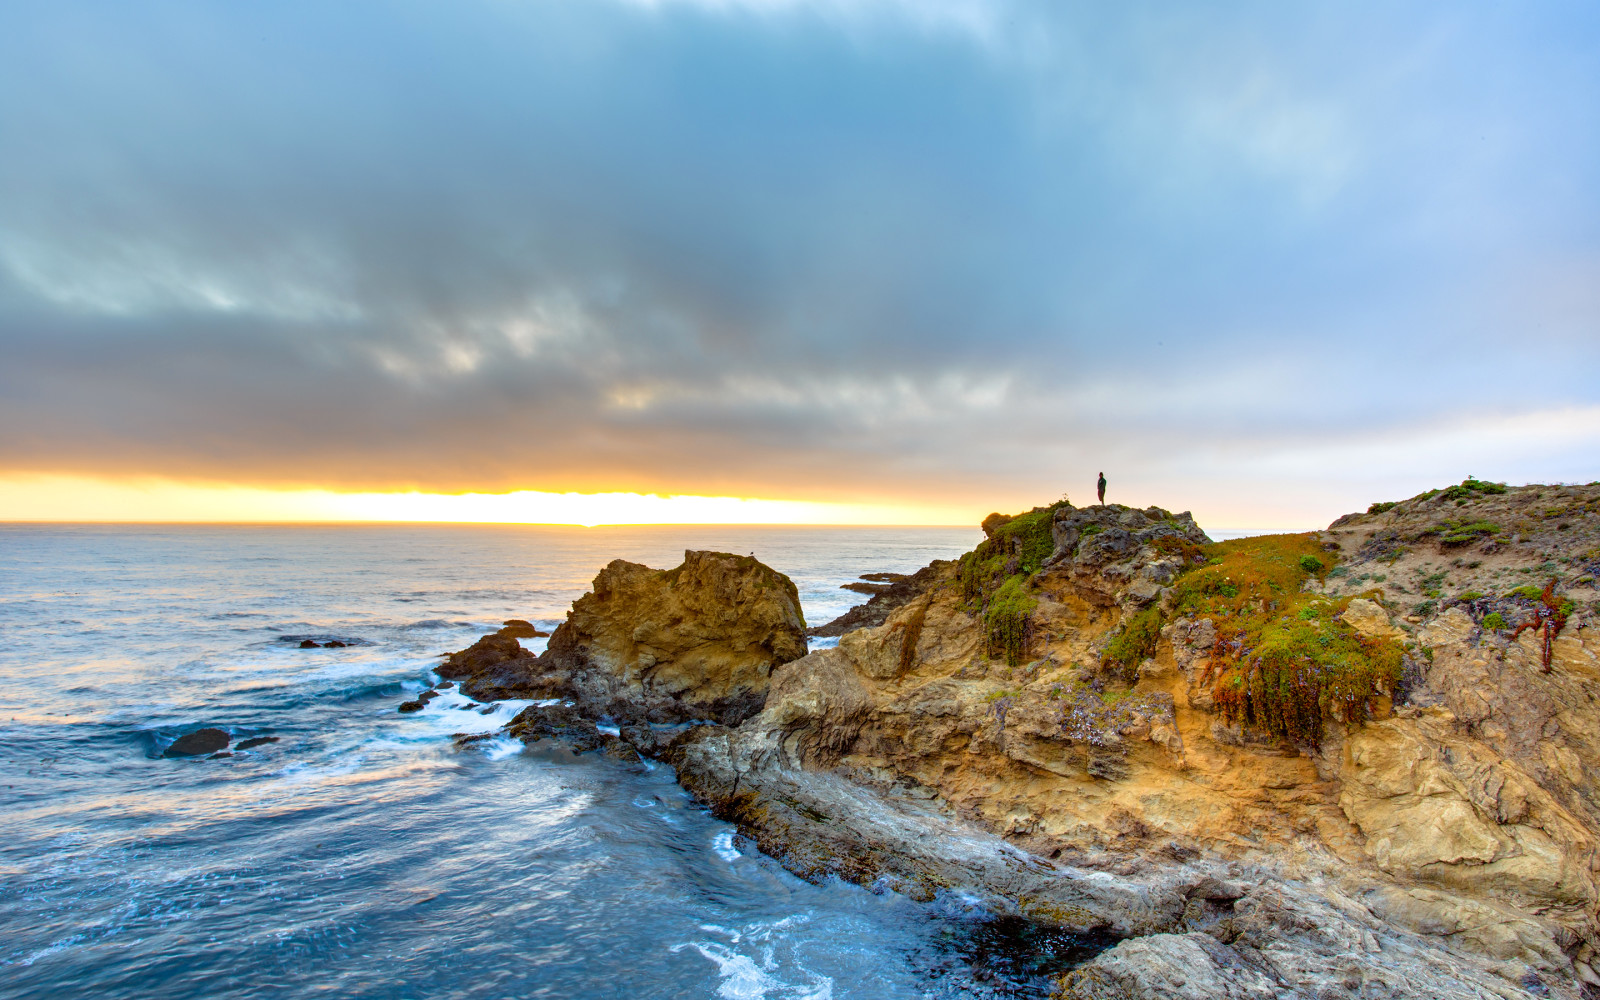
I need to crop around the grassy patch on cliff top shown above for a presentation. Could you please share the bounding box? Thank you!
[1170,533,1404,749]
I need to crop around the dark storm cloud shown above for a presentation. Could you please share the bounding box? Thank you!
[1,0,1598,511]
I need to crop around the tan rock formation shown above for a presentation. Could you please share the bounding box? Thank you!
[661,494,1600,998]
[540,550,808,724]
[441,549,809,724]
[1340,597,1407,641]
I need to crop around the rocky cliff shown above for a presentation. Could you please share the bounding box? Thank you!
[451,485,1600,998]
[662,490,1600,998]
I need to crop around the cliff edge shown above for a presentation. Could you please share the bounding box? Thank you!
[665,489,1600,999]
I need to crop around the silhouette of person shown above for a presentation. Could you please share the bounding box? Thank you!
[1097,472,1106,504]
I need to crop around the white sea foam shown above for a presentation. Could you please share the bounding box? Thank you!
[712,830,742,862]
[391,689,532,738]
[596,723,621,737]
[672,941,833,1000]
[480,735,526,760]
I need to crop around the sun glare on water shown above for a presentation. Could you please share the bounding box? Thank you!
[0,474,968,526]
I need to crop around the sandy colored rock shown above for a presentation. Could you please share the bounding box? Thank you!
[1418,606,1477,647]
[1339,598,1406,641]
[539,550,808,725]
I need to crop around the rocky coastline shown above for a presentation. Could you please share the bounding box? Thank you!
[431,482,1600,999]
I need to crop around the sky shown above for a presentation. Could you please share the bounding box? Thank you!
[1,0,1597,529]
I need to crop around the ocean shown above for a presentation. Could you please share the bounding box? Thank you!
[0,522,1129,999]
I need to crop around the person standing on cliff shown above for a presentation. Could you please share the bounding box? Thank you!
[1097,472,1107,505]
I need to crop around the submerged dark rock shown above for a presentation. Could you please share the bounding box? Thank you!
[164,727,231,757]
[298,639,321,648]
[397,700,425,713]
[235,736,279,750]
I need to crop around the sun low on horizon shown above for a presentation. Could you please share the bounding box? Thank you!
[0,473,978,527]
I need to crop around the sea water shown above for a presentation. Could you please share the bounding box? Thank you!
[0,523,1110,999]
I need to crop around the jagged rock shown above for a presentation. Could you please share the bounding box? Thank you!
[164,727,231,757]
[298,639,320,648]
[1046,505,1211,609]
[808,562,949,637]
[538,550,807,725]
[437,633,544,702]
[504,703,606,753]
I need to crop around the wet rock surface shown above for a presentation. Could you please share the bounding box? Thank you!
[436,633,544,702]
[164,727,231,757]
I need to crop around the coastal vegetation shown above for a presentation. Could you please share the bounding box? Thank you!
[959,501,1067,664]
[1167,534,1404,748]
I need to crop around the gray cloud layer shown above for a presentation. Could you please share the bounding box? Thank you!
[2,0,1597,515]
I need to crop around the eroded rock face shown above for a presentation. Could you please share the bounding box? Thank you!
[657,491,1600,998]
[538,550,807,725]
[453,490,1600,996]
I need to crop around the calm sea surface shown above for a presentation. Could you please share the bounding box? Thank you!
[0,522,1143,999]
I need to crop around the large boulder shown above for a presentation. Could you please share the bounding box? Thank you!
[541,550,808,725]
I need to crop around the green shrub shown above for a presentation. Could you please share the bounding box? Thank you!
[1102,606,1163,672]
[990,504,1065,574]
[1368,501,1399,514]
[1507,585,1544,601]
[1440,478,1509,502]
[1299,554,1325,574]
[984,575,1037,666]
[1482,612,1507,630]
